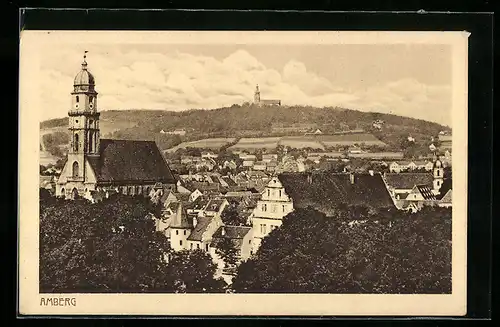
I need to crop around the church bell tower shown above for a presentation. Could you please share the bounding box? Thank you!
[432,157,444,194]
[67,52,100,182]
[254,84,261,105]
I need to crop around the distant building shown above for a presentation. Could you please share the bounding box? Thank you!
[162,128,187,136]
[254,85,281,106]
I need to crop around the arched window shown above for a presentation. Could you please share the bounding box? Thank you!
[437,169,441,177]
[72,161,79,178]
[89,96,93,104]
[88,132,93,152]
[60,188,65,197]
[76,95,79,103]
[74,134,79,152]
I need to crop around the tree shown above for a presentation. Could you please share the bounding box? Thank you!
[221,203,247,226]
[164,250,226,293]
[232,206,451,294]
[214,237,239,273]
[39,194,225,293]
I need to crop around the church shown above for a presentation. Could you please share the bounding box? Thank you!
[253,85,281,106]
[55,54,177,200]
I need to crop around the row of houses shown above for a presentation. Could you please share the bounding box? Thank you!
[151,158,451,284]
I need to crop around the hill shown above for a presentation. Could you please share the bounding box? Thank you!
[40,104,450,158]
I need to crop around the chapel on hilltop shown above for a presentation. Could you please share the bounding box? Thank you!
[253,85,281,106]
[55,53,177,200]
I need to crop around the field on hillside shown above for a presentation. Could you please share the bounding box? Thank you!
[279,136,325,150]
[166,138,236,152]
[228,137,282,150]
[317,133,387,147]
[99,120,138,137]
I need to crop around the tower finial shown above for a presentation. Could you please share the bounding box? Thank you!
[82,51,88,69]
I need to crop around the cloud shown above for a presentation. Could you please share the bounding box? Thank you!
[39,47,451,126]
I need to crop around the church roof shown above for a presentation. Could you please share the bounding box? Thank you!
[384,173,434,189]
[415,185,437,200]
[278,172,394,214]
[87,139,176,184]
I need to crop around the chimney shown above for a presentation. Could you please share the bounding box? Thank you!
[350,173,355,184]
[368,170,374,176]
[192,216,198,228]
[221,226,226,236]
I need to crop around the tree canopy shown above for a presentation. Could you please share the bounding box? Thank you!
[232,206,451,294]
[40,194,225,293]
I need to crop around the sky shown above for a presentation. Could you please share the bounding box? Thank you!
[39,43,452,126]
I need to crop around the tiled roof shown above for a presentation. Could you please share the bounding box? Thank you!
[186,216,212,241]
[416,185,437,200]
[222,176,237,187]
[186,196,210,210]
[212,225,251,239]
[384,173,434,189]
[205,199,225,212]
[170,205,192,229]
[440,189,452,203]
[87,139,176,184]
[278,172,394,214]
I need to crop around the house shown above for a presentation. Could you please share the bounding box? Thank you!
[186,199,228,251]
[389,161,417,173]
[438,189,452,208]
[413,160,434,171]
[223,160,237,170]
[176,179,193,194]
[221,176,238,188]
[201,151,218,159]
[305,128,323,135]
[348,146,363,154]
[242,160,255,168]
[348,152,404,160]
[251,177,294,252]
[429,143,437,152]
[383,173,434,200]
[189,189,204,202]
[239,153,256,160]
[278,172,395,217]
[180,156,194,164]
[186,196,211,215]
[203,198,230,217]
[40,175,56,193]
[167,202,193,251]
[406,184,437,202]
[266,160,278,172]
[262,153,278,163]
[276,158,305,173]
[164,128,187,136]
[407,135,415,142]
[253,161,267,171]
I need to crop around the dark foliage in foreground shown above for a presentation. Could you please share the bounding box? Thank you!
[39,194,225,293]
[232,206,452,294]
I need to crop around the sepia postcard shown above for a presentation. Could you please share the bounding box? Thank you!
[19,30,469,316]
